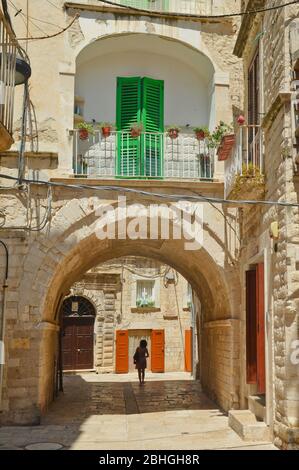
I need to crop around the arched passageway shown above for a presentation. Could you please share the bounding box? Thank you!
[1,188,241,425]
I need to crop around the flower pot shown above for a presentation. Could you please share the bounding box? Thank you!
[168,129,179,139]
[195,130,206,141]
[79,128,89,141]
[101,126,111,138]
[130,128,141,138]
[217,134,235,161]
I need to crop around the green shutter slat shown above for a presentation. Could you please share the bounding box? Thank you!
[119,1,169,11]
[142,77,164,178]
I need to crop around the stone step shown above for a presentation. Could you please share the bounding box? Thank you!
[228,410,270,442]
[248,395,266,422]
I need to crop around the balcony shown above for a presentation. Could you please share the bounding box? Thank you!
[96,0,211,15]
[0,9,17,151]
[224,125,264,199]
[71,130,214,180]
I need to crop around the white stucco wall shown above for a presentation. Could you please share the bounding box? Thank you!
[75,35,213,128]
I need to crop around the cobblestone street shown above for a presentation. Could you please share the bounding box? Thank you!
[0,373,276,450]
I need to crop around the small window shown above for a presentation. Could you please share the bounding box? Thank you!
[136,280,155,307]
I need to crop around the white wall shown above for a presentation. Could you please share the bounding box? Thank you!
[76,38,213,129]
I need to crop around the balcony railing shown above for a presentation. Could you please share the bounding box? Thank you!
[99,0,212,15]
[71,130,214,180]
[224,125,264,197]
[0,9,17,150]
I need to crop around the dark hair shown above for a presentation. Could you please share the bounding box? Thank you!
[140,339,147,348]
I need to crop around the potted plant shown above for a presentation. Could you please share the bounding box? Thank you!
[130,122,143,138]
[77,121,94,141]
[166,125,180,139]
[208,121,234,161]
[99,122,114,138]
[193,126,210,141]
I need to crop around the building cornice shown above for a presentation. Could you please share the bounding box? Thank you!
[233,0,266,58]
[64,2,233,25]
[261,91,292,130]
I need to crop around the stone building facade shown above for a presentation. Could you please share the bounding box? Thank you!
[227,0,299,449]
[65,257,192,373]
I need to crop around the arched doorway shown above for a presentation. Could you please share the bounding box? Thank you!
[61,296,96,371]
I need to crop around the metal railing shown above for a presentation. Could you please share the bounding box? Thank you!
[100,0,212,15]
[0,9,17,140]
[224,125,264,197]
[72,130,214,180]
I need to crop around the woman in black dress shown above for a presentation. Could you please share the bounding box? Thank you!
[134,339,149,385]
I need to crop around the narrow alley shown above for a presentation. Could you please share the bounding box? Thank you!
[0,373,276,450]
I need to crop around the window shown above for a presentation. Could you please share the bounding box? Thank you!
[248,49,259,127]
[116,76,164,178]
[136,280,155,307]
[119,1,169,11]
[248,48,260,165]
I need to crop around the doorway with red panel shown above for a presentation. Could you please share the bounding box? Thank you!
[246,263,266,395]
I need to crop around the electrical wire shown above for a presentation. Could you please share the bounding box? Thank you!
[15,14,79,41]
[8,0,65,31]
[96,0,299,19]
[0,173,298,209]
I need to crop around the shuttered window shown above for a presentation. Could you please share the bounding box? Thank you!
[116,76,164,178]
[248,49,259,127]
[119,1,169,10]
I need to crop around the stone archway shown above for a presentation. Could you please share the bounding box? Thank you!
[1,189,241,424]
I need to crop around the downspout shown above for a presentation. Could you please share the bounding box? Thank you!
[191,290,197,379]
[0,240,9,409]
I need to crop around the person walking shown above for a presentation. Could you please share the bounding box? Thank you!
[134,339,149,385]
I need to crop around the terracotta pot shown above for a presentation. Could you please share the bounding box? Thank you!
[168,129,179,139]
[79,128,89,141]
[195,130,206,141]
[130,128,141,138]
[101,126,111,138]
[217,134,235,161]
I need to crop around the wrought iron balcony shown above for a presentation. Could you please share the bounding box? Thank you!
[71,129,214,180]
[224,125,264,198]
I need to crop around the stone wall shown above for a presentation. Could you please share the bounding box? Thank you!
[201,319,240,411]
[234,0,299,449]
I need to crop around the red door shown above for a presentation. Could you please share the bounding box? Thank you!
[246,269,257,383]
[151,330,164,372]
[246,264,266,393]
[115,330,129,373]
[256,263,265,393]
[62,316,94,370]
[185,329,192,372]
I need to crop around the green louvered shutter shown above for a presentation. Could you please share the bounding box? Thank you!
[141,77,164,178]
[120,0,151,8]
[116,77,142,177]
[119,1,169,10]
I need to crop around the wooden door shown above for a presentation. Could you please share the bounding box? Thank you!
[151,329,165,372]
[185,329,192,372]
[115,330,129,373]
[62,316,94,371]
[256,263,266,393]
[246,264,266,393]
[246,269,257,383]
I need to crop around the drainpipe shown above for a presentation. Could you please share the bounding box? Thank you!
[0,240,9,409]
[190,292,197,379]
